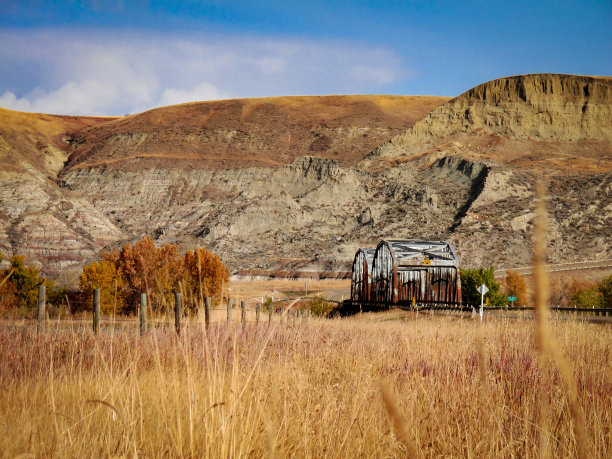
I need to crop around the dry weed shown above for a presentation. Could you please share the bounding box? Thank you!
[0,313,609,457]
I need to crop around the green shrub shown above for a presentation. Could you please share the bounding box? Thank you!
[263,297,274,312]
[460,266,505,306]
[306,296,337,317]
[8,255,42,309]
[572,287,604,308]
[598,275,612,308]
[0,255,67,314]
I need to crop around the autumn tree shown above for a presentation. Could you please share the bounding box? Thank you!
[0,255,65,312]
[550,275,605,308]
[112,237,183,314]
[502,270,528,306]
[550,276,576,308]
[79,259,125,314]
[182,247,230,305]
[80,238,229,315]
[152,243,185,313]
[0,258,18,310]
[182,247,230,312]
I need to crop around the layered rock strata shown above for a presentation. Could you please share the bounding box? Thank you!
[0,76,610,281]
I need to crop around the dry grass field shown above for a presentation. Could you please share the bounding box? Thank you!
[229,278,350,303]
[0,312,610,457]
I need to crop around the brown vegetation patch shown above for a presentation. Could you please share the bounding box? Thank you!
[61,95,449,172]
[0,317,609,456]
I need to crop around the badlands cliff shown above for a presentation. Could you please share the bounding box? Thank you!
[0,75,610,282]
[0,95,447,280]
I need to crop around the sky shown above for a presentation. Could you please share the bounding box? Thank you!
[0,0,610,116]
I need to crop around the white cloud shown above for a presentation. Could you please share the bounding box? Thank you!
[0,91,32,112]
[0,29,408,116]
[159,82,228,107]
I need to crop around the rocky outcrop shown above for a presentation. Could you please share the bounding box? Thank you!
[351,75,612,269]
[0,171,125,274]
[362,74,612,165]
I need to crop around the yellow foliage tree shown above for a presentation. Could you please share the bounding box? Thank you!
[503,270,527,306]
[149,242,184,313]
[182,247,230,311]
[79,260,124,314]
[107,237,183,314]
[81,238,229,316]
[550,276,594,308]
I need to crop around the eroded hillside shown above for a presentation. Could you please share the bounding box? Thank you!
[0,109,123,275]
[359,74,611,269]
[0,76,610,282]
[63,95,446,171]
[0,95,448,280]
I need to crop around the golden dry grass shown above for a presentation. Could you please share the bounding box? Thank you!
[229,278,349,303]
[0,314,610,457]
[64,94,449,171]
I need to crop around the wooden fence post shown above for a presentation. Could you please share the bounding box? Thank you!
[256,303,261,324]
[227,298,233,324]
[268,302,273,326]
[205,297,211,329]
[241,301,246,327]
[304,309,310,323]
[140,293,147,336]
[93,288,100,335]
[175,292,182,335]
[37,284,46,335]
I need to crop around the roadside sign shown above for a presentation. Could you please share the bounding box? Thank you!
[477,284,488,322]
[508,296,517,302]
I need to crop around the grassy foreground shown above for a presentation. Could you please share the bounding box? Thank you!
[0,315,610,457]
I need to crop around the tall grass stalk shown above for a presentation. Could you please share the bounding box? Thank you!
[0,313,609,457]
[533,181,589,457]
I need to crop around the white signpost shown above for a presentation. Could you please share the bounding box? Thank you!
[477,284,489,321]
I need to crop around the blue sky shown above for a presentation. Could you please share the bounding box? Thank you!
[1,0,610,115]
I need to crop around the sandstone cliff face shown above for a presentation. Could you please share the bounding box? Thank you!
[365,74,611,163]
[1,76,610,281]
[60,154,483,274]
